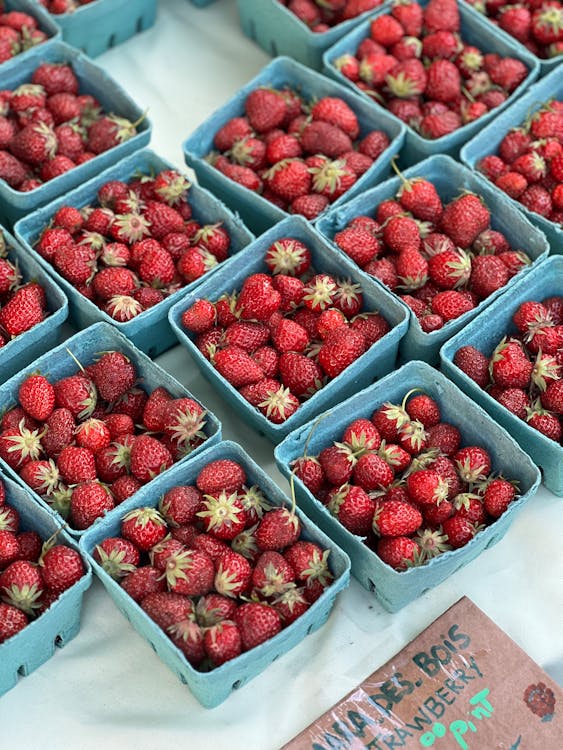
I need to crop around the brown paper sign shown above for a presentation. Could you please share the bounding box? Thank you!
[283,597,562,750]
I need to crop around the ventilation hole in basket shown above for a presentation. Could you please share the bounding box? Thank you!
[248,20,256,40]
[136,17,144,32]
[485,536,499,550]
[149,640,158,653]
[306,624,313,635]
[367,578,376,593]
[270,39,278,56]
[421,588,431,596]
[178,672,188,685]
[232,680,242,690]
[108,33,116,48]
[54,635,64,648]
[17,665,26,677]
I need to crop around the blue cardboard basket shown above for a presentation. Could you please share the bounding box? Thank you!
[460,0,562,78]
[168,215,409,443]
[13,148,254,360]
[461,67,563,253]
[316,154,550,365]
[79,439,351,709]
[36,0,158,58]
[274,360,541,613]
[190,0,217,6]
[441,255,563,496]
[0,224,68,385]
[322,0,540,167]
[0,322,222,537]
[235,0,391,70]
[0,41,151,228]
[182,55,405,236]
[0,472,92,697]
[0,0,61,76]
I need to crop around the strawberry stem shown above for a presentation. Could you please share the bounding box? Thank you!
[289,411,331,518]
[65,347,85,373]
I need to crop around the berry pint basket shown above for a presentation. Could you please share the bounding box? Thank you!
[235,0,391,71]
[78,439,351,709]
[461,66,563,253]
[0,223,68,385]
[315,154,550,365]
[274,360,541,613]
[440,255,563,496]
[0,322,222,537]
[0,41,152,228]
[322,0,540,167]
[13,148,255,359]
[35,0,158,58]
[460,0,562,78]
[0,0,61,76]
[168,215,409,443]
[182,55,405,236]
[0,472,92,697]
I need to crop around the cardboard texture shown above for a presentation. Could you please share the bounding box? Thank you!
[283,597,563,750]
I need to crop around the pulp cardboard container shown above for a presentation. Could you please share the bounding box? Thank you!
[168,215,409,443]
[441,255,563,496]
[236,0,390,70]
[190,0,216,6]
[316,154,550,365]
[183,56,405,236]
[274,360,541,613]
[79,439,351,709]
[0,41,152,228]
[460,0,562,78]
[0,472,92,697]
[0,224,68,384]
[14,148,254,359]
[461,67,563,253]
[322,0,540,166]
[0,0,61,76]
[37,0,158,58]
[0,322,222,537]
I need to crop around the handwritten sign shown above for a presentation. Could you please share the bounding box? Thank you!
[283,597,562,750]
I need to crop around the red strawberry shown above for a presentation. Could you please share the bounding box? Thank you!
[0,286,45,337]
[18,374,55,422]
[244,88,288,133]
[203,621,242,666]
[0,602,28,642]
[140,591,195,631]
[129,435,173,484]
[120,507,168,551]
[377,536,421,570]
[326,483,375,536]
[255,507,301,551]
[120,565,166,602]
[161,548,215,597]
[353,452,395,490]
[454,446,491,483]
[94,537,140,579]
[0,559,44,614]
[40,544,84,593]
[372,499,423,537]
[70,481,114,529]
[213,548,253,598]
[440,194,490,248]
[233,601,281,651]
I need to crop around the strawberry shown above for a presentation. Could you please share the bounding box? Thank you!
[197,490,247,541]
[0,530,21,569]
[244,88,288,133]
[318,327,366,378]
[0,286,45,337]
[440,194,490,248]
[318,445,354,486]
[39,544,84,593]
[427,422,461,457]
[120,507,167,551]
[87,114,141,154]
[120,565,166,602]
[431,290,474,321]
[53,374,97,420]
[442,515,476,549]
[0,421,44,470]
[454,446,491,483]
[140,591,195,631]
[405,394,441,427]
[0,559,44,614]
[75,418,111,454]
[158,486,202,528]
[373,499,423,537]
[406,469,449,505]
[70,481,114,530]
[19,459,61,497]
[0,602,28,643]
[453,345,490,388]
[94,537,140,580]
[469,255,511,299]
[203,621,242,667]
[353,452,395,490]
[57,446,96,485]
[326,484,375,536]
[213,346,265,388]
[18,374,55,422]
[255,507,301,550]
[161,548,215,597]
[129,435,173,484]
[377,536,421,570]
[233,601,281,651]
[490,339,532,389]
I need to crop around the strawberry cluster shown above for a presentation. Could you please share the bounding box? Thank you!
[181,236,392,424]
[333,171,532,331]
[280,0,384,31]
[293,389,520,570]
[464,0,563,60]
[0,478,86,644]
[0,350,210,531]
[0,60,143,192]
[37,0,97,13]
[0,8,49,64]
[454,295,563,444]
[477,100,563,227]
[34,168,232,323]
[0,231,50,345]
[209,87,391,220]
[333,0,530,139]
[95,458,335,670]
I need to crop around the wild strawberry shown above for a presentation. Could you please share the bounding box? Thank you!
[40,544,84,593]
[353,452,395,490]
[326,483,375,536]
[203,621,242,667]
[18,374,55,423]
[318,327,366,378]
[490,338,533,389]
[120,565,166,602]
[372,499,423,537]
[161,548,215,597]
[0,530,21,569]
[94,537,140,580]
[406,469,449,505]
[120,507,167,551]
[19,459,61,497]
[0,505,19,533]
[454,446,491,483]
[0,559,44,614]
[442,515,477,549]
[405,394,441,427]
[244,88,288,133]
[0,286,45,337]
[233,601,281,651]
[140,591,195,632]
[385,59,428,99]
[541,379,563,414]
[129,435,173,484]
[311,97,360,140]
[0,602,28,642]
[69,481,114,530]
[370,14,405,46]
[255,507,301,550]
[377,535,421,570]
[87,113,141,154]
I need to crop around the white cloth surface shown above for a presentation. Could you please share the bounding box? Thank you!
[1,1,562,747]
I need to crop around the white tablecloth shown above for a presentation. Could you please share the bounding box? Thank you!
[1,2,562,747]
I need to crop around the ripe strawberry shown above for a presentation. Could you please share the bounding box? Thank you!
[327,483,375,536]
[442,515,476,549]
[213,346,265,388]
[233,601,281,651]
[431,290,474,322]
[162,548,215,597]
[54,374,97,420]
[40,544,84,593]
[94,537,140,579]
[18,374,55,422]
[353,452,395,490]
[425,60,461,103]
[469,255,511,299]
[0,559,44,614]
[373,498,423,537]
[0,286,45,337]
[0,602,28,643]
[244,88,288,133]
[120,565,166,602]
[0,530,21,569]
[87,114,141,154]
[377,536,421,570]
[70,481,114,530]
[203,621,242,667]
[129,435,173,484]
[255,507,301,550]
[440,194,490,248]
[120,507,168,551]
[56,445,96,485]
[318,327,366,378]
[140,591,195,631]
[236,273,282,321]
[490,339,532,389]
[454,446,491,483]
[19,459,61,497]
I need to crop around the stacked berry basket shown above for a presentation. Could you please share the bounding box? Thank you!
[0,1,561,749]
